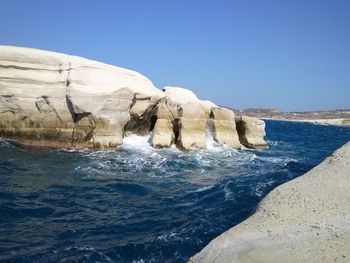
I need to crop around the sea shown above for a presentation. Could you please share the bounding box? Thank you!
[1,120,350,262]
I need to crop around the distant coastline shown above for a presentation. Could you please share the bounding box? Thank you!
[228,108,350,126]
[262,117,350,126]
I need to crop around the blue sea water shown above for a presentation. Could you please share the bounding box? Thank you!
[0,120,350,263]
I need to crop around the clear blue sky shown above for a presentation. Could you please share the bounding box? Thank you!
[0,0,349,111]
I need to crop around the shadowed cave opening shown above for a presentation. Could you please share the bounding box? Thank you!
[172,119,180,145]
[149,115,157,132]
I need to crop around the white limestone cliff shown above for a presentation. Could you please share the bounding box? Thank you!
[0,45,162,148]
[0,45,266,150]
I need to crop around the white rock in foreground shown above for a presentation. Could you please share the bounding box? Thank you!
[189,141,350,262]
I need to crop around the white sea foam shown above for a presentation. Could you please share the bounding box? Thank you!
[206,131,220,150]
[224,185,235,201]
[121,133,234,156]
[122,134,153,149]
[74,132,295,183]
[256,156,297,164]
[190,185,214,193]
[267,140,282,146]
[121,134,161,157]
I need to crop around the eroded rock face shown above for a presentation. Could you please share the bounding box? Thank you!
[210,107,241,149]
[0,46,267,150]
[125,93,162,137]
[0,48,73,147]
[160,86,216,150]
[177,103,210,150]
[151,97,179,148]
[235,116,267,149]
[152,119,175,148]
[0,45,162,148]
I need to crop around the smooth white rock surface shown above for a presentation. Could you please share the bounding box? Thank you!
[190,141,350,263]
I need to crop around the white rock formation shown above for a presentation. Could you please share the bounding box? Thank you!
[163,86,217,110]
[159,86,228,150]
[150,97,178,148]
[0,45,266,150]
[152,119,175,148]
[0,45,162,148]
[190,141,350,263]
[177,102,210,150]
[163,86,200,104]
[210,107,241,149]
[236,115,267,149]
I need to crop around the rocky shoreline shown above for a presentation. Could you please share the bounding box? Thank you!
[189,141,350,262]
[0,46,266,151]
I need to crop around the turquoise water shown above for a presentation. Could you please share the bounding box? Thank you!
[1,121,350,262]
